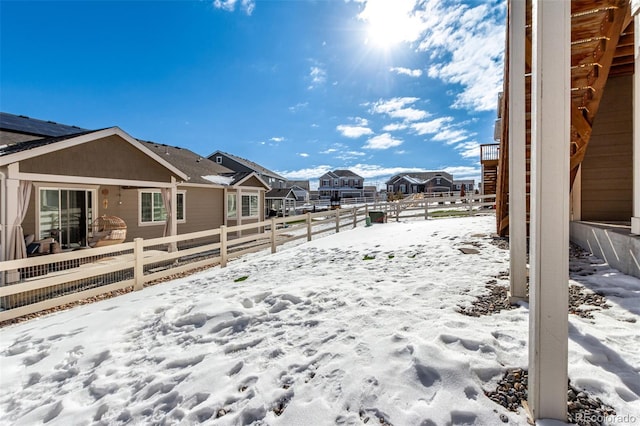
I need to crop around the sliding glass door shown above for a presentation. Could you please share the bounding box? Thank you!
[39,188,94,249]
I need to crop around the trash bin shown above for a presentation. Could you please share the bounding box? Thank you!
[369,211,386,223]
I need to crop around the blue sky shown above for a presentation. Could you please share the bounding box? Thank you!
[1,0,505,189]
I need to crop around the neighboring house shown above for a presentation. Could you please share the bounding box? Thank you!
[453,180,475,192]
[285,180,310,203]
[265,187,300,216]
[385,172,456,195]
[208,150,286,189]
[0,113,269,263]
[318,170,364,199]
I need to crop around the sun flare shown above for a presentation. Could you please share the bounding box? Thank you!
[360,0,422,49]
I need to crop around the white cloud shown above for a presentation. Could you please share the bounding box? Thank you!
[336,124,374,138]
[320,148,338,154]
[363,133,403,150]
[370,97,429,122]
[417,1,505,111]
[270,137,285,143]
[336,151,367,161]
[432,129,468,145]
[382,123,408,132]
[410,117,454,135]
[355,0,505,112]
[288,102,309,113]
[278,166,333,180]
[389,67,423,77]
[308,66,327,89]
[455,141,480,159]
[213,0,255,15]
[299,153,310,158]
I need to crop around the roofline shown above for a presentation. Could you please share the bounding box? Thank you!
[0,127,189,181]
[208,150,285,180]
[232,171,271,190]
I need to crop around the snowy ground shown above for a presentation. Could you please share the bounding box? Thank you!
[1,215,638,425]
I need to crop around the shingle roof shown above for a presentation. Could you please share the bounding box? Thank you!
[0,112,89,137]
[141,141,233,185]
[0,130,98,157]
[265,188,294,198]
[332,169,363,178]
[209,150,285,180]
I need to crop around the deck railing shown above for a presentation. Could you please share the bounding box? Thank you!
[480,143,500,162]
[0,195,495,322]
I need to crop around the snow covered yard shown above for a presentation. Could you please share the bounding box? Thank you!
[0,215,638,425]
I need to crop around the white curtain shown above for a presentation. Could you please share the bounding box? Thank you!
[8,181,32,260]
[161,188,172,238]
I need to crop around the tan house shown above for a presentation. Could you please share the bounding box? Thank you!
[0,113,269,264]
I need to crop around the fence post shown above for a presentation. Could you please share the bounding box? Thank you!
[352,207,357,228]
[396,202,400,222]
[271,218,277,252]
[424,200,429,220]
[306,213,312,242]
[335,208,340,233]
[220,225,228,267]
[134,238,144,291]
[468,198,473,216]
[365,204,369,222]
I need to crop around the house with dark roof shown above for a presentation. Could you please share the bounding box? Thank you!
[385,172,474,196]
[0,113,269,265]
[208,150,286,189]
[317,170,364,199]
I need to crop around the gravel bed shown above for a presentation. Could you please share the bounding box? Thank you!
[485,368,616,425]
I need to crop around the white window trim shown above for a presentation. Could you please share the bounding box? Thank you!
[215,156,222,164]
[138,189,186,227]
[34,184,98,241]
[241,193,260,218]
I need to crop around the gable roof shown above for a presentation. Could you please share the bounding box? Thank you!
[141,141,233,185]
[0,112,89,138]
[332,169,363,178]
[209,150,285,181]
[0,127,188,181]
[265,188,295,199]
[286,180,310,190]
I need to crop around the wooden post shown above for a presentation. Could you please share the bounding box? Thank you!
[395,202,400,222]
[220,225,228,267]
[528,0,570,421]
[133,238,144,291]
[424,200,428,220]
[352,207,357,228]
[509,0,528,304]
[306,213,312,241]
[335,209,340,233]
[270,218,277,253]
[633,6,640,235]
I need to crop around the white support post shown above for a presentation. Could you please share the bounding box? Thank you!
[508,0,528,304]
[528,0,570,421]
[424,200,429,220]
[5,164,20,283]
[632,7,640,235]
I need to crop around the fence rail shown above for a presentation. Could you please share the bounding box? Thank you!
[0,195,495,322]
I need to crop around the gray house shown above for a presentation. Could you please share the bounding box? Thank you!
[318,170,364,199]
[208,150,286,189]
[386,172,456,195]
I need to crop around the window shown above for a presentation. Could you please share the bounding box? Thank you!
[387,185,394,192]
[399,184,406,193]
[140,191,185,224]
[227,194,237,218]
[241,194,259,217]
[322,179,329,187]
[215,156,222,164]
[436,178,441,185]
[334,179,339,186]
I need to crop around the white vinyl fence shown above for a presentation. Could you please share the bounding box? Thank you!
[0,195,495,322]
